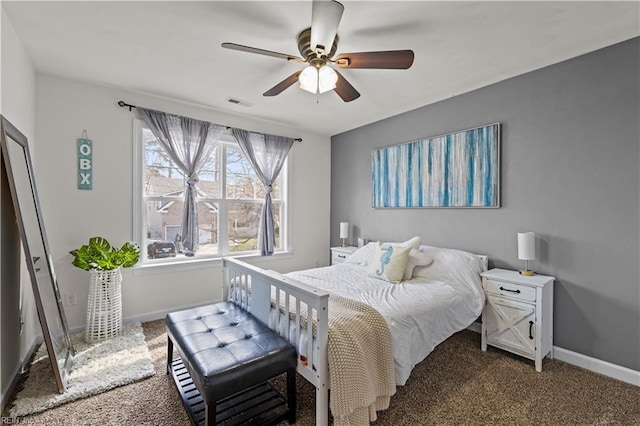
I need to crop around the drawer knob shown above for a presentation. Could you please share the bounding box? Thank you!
[338,255,346,258]
[499,286,520,294]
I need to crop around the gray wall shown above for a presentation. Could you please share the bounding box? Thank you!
[331,37,640,371]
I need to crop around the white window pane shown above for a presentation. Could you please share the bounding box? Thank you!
[195,202,219,256]
[144,129,185,196]
[145,200,219,259]
[226,147,281,199]
[145,199,182,261]
[196,145,220,198]
[228,202,280,252]
[146,199,182,241]
[228,202,260,252]
[145,174,184,197]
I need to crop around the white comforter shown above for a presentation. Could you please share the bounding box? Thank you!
[285,244,485,385]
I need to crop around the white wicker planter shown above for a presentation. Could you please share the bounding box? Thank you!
[85,268,123,342]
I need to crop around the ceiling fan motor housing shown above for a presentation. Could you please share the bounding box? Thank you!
[297,28,339,61]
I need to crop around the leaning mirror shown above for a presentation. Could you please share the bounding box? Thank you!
[0,115,73,393]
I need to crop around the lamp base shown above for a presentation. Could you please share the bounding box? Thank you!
[519,269,535,276]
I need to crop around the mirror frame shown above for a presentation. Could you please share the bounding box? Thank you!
[0,115,74,393]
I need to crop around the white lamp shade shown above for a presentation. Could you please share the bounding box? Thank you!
[318,65,338,93]
[299,66,318,93]
[339,222,349,239]
[517,232,536,260]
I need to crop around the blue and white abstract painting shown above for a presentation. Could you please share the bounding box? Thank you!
[372,123,500,208]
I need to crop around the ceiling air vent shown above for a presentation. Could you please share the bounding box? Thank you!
[226,97,253,107]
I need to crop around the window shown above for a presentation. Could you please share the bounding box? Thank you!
[133,120,287,264]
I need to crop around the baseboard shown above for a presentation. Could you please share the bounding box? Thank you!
[124,302,215,325]
[553,346,640,387]
[1,335,41,412]
[466,323,639,387]
[64,302,217,335]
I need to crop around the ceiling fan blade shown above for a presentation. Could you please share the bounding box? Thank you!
[334,70,360,102]
[311,0,344,55]
[334,50,415,69]
[263,71,302,97]
[222,42,304,63]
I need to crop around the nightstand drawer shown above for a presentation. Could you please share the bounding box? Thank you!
[483,279,536,302]
[331,251,350,264]
[330,246,358,265]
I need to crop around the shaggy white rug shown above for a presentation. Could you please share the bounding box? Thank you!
[9,322,155,417]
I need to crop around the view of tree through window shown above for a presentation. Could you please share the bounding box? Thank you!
[140,126,284,261]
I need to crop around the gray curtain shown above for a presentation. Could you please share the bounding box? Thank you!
[136,107,225,256]
[231,129,294,256]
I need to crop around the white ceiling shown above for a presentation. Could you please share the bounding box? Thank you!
[3,1,639,136]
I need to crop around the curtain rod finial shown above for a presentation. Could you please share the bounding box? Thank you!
[117,100,136,111]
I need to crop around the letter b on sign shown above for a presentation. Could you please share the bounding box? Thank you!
[77,138,92,190]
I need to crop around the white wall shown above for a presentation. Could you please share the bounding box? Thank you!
[0,6,39,408]
[34,75,332,329]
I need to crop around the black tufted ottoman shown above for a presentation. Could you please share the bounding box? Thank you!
[166,301,297,426]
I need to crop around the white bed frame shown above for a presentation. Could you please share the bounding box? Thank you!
[222,253,489,425]
[223,257,331,425]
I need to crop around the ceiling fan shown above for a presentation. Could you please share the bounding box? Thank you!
[222,0,414,102]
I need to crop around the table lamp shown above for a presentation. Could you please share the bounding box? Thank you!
[340,222,349,247]
[517,232,536,276]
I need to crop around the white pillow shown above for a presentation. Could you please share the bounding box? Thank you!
[344,242,377,266]
[403,249,434,281]
[394,236,421,250]
[344,236,421,267]
[367,242,411,283]
[413,245,483,281]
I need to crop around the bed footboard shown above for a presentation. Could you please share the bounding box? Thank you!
[222,257,330,425]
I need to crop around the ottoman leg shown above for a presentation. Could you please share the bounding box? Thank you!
[167,336,174,374]
[287,368,296,424]
[205,400,216,426]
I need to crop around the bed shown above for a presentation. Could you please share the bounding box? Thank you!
[223,239,487,425]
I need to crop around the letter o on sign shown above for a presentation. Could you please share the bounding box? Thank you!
[79,143,92,156]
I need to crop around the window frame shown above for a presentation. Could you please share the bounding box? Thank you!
[132,119,290,269]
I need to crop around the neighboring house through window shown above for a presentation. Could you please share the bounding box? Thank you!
[133,119,287,264]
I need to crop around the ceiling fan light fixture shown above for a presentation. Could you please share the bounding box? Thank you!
[299,66,318,93]
[318,65,338,93]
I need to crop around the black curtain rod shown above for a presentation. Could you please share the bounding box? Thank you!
[117,100,136,111]
[117,100,302,142]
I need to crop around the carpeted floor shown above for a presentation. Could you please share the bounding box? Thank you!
[5,319,639,425]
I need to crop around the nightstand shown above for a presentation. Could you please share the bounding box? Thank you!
[330,246,358,265]
[480,268,555,372]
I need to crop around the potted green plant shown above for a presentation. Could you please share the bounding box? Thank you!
[70,237,140,342]
[70,237,140,271]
